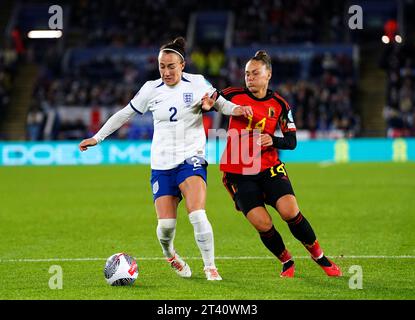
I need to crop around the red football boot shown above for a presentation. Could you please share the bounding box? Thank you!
[278,249,295,278]
[280,262,295,278]
[316,258,342,277]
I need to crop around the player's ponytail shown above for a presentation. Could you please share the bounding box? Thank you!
[251,50,272,72]
[160,37,186,62]
[172,37,186,51]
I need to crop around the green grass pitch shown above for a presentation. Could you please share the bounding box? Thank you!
[0,163,414,300]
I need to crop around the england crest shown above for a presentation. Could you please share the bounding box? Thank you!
[183,92,193,106]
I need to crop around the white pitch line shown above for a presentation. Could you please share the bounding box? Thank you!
[0,255,414,263]
[318,161,335,168]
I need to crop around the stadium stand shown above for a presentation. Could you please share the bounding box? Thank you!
[0,0,413,140]
[381,43,415,137]
[0,44,18,139]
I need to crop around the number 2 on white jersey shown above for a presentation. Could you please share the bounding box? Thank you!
[191,157,202,168]
[169,107,178,122]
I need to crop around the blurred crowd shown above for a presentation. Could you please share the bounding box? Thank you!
[69,0,346,47]
[232,0,346,45]
[277,79,359,136]
[34,59,140,108]
[226,52,359,136]
[70,0,192,47]
[31,48,359,140]
[0,45,17,127]
[18,0,359,140]
[381,43,415,137]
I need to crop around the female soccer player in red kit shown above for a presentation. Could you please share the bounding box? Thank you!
[218,51,341,277]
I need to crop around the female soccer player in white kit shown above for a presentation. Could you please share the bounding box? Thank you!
[79,37,252,280]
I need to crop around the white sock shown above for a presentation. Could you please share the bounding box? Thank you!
[188,209,215,268]
[156,218,176,259]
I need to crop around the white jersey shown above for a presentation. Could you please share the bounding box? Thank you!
[131,72,215,170]
[93,72,237,170]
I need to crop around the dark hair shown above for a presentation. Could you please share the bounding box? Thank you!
[250,50,272,71]
[160,37,186,61]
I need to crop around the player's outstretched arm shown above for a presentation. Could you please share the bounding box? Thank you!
[78,104,136,152]
[202,91,252,117]
[79,138,98,152]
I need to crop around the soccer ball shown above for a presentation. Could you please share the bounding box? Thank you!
[104,253,138,286]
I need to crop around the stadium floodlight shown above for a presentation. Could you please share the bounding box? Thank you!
[395,35,402,43]
[381,35,390,44]
[27,30,63,39]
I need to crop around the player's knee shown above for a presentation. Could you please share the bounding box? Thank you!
[276,195,299,221]
[246,214,273,232]
[279,210,298,221]
[185,198,205,213]
[182,187,206,213]
[256,220,273,232]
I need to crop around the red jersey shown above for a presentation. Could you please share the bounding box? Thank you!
[219,87,296,175]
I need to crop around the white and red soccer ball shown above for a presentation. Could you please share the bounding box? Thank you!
[104,253,138,286]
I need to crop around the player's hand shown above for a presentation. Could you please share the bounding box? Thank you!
[232,105,253,118]
[79,138,98,151]
[257,134,273,147]
[201,92,218,111]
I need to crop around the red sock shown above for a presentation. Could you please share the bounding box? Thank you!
[304,240,323,259]
[278,249,292,264]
